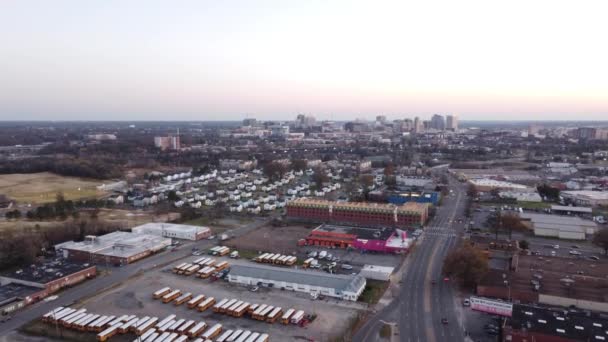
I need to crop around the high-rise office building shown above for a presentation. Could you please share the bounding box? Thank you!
[446,115,458,131]
[413,117,422,133]
[430,114,446,130]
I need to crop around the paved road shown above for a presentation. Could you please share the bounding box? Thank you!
[0,217,270,337]
[354,177,468,342]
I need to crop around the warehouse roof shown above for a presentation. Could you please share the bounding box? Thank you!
[313,224,394,240]
[562,191,608,200]
[229,264,366,294]
[55,232,171,258]
[0,283,40,306]
[131,222,211,235]
[520,213,597,228]
[550,205,593,214]
[0,258,94,285]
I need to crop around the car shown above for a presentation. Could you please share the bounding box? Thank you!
[341,264,353,270]
[588,256,600,261]
[441,318,449,324]
[249,286,259,292]
[443,277,450,282]
[192,251,202,256]
[462,299,470,307]
[571,245,580,249]
[207,235,216,240]
[553,245,560,249]
[550,251,556,256]
[569,250,582,256]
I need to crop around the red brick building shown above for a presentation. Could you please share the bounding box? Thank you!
[286,199,428,228]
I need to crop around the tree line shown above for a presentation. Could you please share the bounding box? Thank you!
[0,156,122,179]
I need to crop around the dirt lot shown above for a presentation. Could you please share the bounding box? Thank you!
[74,259,365,342]
[227,224,313,254]
[0,172,107,204]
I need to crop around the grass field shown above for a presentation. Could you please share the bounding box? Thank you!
[0,172,107,204]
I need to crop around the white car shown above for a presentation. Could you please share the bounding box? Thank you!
[569,250,582,256]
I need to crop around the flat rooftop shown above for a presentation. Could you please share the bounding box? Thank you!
[520,213,597,230]
[0,258,94,285]
[0,283,40,305]
[229,264,366,294]
[314,224,395,240]
[132,222,211,234]
[55,231,171,258]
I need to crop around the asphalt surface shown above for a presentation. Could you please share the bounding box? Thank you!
[353,177,468,342]
[0,217,271,337]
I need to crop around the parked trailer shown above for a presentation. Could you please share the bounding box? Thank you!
[172,263,187,273]
[226,329,243,342]
[234,331,252,342]
[197,297,216,312]
[233,302,250,317]
[290,310,305,324]
[174,292,193,306]
[220,299,238,313]
[162,289,182,303]
[215,261,229,272]
[216,329,234,342]
[266,307,282,323]
[97,325,119,342]
[187,294,206,309]
[154,287,172,299]
[176,320,195,334]
[255,333,269,342]
[201,323,222,340]
[156,314,176,329]
[281,309,295,325]
[245,332,261,342]
[136,317,158,335]
[187,321,208,338]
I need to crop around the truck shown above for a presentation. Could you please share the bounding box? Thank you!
[220,233,230,241]
[197,297,216,312]
[230,250,239,259]
[187,294,206,309]
[162,289,182,303]
[318,251,327,259]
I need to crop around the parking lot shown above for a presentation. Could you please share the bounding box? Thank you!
[74,255,366,342]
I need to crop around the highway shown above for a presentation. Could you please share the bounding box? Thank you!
[354,176,468,342]
[0,217,270,338]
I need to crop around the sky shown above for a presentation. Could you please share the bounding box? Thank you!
[0,0,607,122]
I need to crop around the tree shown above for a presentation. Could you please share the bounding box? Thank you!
[383,163,395,177]
[167,190,179,202]
[359,174,374,189]
[466,184,478,198]
[537,184,560,202]
[519,240,530,250]
[443,243,489,288]
[312,167,329,189]
[592,228,608,255]
[291,159,307,172]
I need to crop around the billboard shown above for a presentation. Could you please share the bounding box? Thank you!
[470,296,513,317]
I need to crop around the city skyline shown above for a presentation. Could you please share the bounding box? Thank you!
[1,0,607,121]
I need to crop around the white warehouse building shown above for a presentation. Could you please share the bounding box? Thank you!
[131,222,212,241]
[227,264,366,301]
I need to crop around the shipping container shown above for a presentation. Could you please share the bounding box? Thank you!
[290,310,305,324]
[216,329,234,342]
[187,321,208,338]
[97,325,119,342]
[266,307,282,323]
[201,323,222,340]
[197,297,216,312]
[162,289,182,303]
[187,294,206,309]
[281,309,295,325]
[154,287,172,299]
[174,292,193,306]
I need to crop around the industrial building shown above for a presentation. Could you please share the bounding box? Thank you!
[359,265,394,281]
[227,264,366,301]
[286,198,428,228]
[561,190,608,207]
[0,259,97,309]
[302,224,413,253]
[468,179,530,192]
[387,191,440,206]
[131,222,211,241]
[55,231,171,266]
[503,304,608,342]
[520,213,597,240]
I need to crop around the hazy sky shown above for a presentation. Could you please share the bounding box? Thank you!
[1,0,607,121]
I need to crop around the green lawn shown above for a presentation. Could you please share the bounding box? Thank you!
[358,279,390,304]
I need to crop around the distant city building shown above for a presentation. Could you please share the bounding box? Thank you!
[528,123,541,135]
[413,117,422,133]
[87,134,117,141]
[154,135,180,151]
[430,114,446,130]
[574,127,608,140]
[270,125,290,137]
[446,115,458,131]
[242,118,257,126]
[295,114,316,128]
[376,115,387,124]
